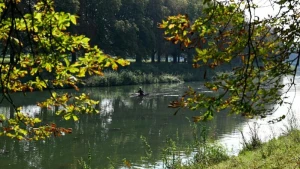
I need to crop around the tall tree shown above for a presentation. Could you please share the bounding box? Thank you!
[54,0,80,14]
[77,0,121,49]
[161,0,299,121]
[146,0,166,63]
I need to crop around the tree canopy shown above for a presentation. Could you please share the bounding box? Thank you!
[161,0,299,122]
[69,0,204,62]
[0,0,129,140]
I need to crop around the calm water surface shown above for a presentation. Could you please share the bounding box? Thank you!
[0,80,299,169]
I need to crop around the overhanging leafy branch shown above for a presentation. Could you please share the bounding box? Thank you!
[161,0,299,122]
[0,0,129,140]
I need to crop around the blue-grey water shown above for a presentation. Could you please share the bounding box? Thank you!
[0,79,299,169]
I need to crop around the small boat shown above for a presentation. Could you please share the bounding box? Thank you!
[138,93,149,97]
[130,93,149,97]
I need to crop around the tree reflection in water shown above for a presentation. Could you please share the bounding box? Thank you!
[0,83,248,168]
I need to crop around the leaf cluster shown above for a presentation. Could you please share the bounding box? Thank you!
[0,0,129,140]
[161,0,299,122]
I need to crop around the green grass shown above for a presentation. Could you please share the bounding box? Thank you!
[177,130,300,169]
[85,70,182,87]
[84,62,212,87]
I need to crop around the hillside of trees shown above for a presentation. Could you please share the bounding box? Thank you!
[54,0,203,63]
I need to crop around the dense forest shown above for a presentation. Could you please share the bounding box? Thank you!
[54,0,203,63]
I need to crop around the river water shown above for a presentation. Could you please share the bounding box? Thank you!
[0,79,299,169]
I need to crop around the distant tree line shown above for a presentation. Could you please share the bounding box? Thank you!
[54,0,204,63]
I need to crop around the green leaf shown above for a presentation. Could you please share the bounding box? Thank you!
[78,67,87,77]
[64,114,71,120]
[35,13,42,22]
[0,114,6,121]
[6,133,15,138]
[45,63,52,72]
[33,118,41,123]
[72,115,78,121]
[68,67,79,73]
[64,58,70,67]
[70,15,77,25]
[30,68,38,75]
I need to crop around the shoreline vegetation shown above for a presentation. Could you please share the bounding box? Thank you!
[175,128,300,169]
[114,114,300,169]
[84,62,227,87]
[208,130,300,169]
[135,129,300,169]
[78,119,300,169]
[85,62,203,87]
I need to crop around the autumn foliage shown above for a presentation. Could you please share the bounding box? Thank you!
[161,0,298,122]
[0,0,129,140]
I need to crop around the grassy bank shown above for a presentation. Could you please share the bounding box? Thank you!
[85,62,212,87]
[85,70,183,87]
[177,129,300,169]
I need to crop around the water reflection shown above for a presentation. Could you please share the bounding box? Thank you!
[1,81,284,168]
[218,76,300,155]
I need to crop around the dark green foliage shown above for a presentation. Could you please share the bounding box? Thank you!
[84,62,211,87]
[54,0,80,14]
[85,70,182,87]
[54,0,204,62]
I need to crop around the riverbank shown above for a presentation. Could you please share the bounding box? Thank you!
[178,129,300,169]
[84,62,215,87]
[85,70,183,87]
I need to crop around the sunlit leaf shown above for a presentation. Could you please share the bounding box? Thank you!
[72,115,78,121]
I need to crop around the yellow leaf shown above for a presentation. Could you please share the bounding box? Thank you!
[104,62,111,67]
[33,118,41,123]
[116,59,130,66]
[72,115,79,121]
[45,63,52,72]
[192,116,203,123]
[168,24,175,29]
[6,133,15,138]
[30,68,38,75]
[123,159,131,168]
[0,114,6,121]
[212,86,218,91]
[17,135,24,140]
[78,67,87,77]
[64,114,71,120]
[70,15,77,25]
[112,63,118,70]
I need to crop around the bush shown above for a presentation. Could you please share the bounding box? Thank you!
[194,143,229,166]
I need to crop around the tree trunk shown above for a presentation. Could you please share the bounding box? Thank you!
[71,52,76,63]
[151,50,156,63]
[136,55,142,63]
[10,105,14,119]
[187,54,193,63]
[173,55,177,63]
[165,54,168,63]
[157,54,161,63]
[157,50,161,63]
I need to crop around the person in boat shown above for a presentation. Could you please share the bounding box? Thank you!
[138,87,144,96]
